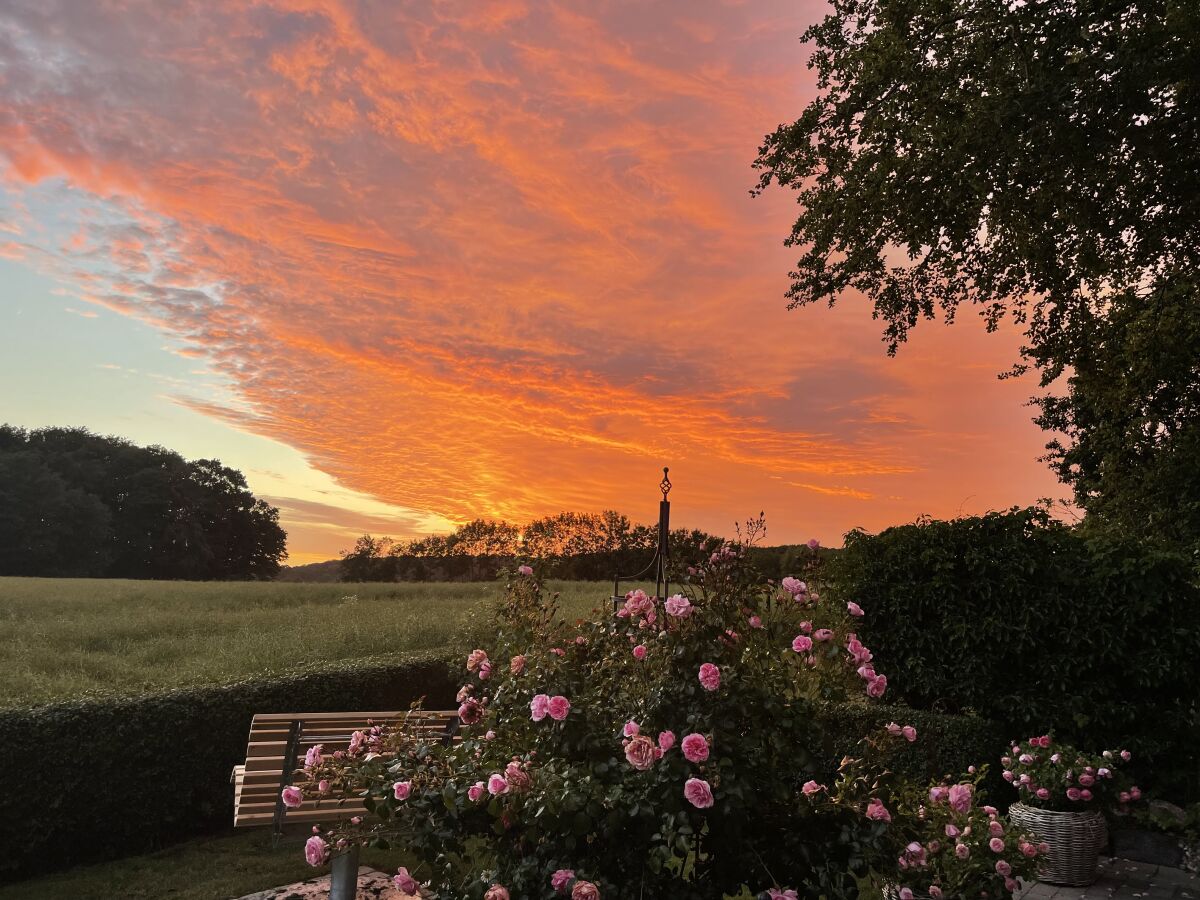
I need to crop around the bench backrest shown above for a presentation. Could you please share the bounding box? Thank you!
[233,709,458,829]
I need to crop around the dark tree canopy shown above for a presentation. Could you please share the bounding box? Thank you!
[755,0,1200,551]
[0,425,287,579]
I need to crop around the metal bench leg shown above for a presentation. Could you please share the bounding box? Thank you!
[329,844,360,900]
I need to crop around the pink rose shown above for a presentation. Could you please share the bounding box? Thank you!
[800,620,813,633]
[945,824,959,838]
[1036,787,1050,800]
[488,773,508,795]
[658,730,676,751]
[781,577,807,595]
[548,695,571,720]
[929,888,943,899]
[749,615,763,628]
[466,649,489,672]
[681,733,710,763]
[393,781,411,801]
[518,564,533,575]
[484,886,510,900]
[887,722,902,736]
[955,843,970,859]
[623,720,640,737]
[791,635,813,653]
[304,745,324,769]
[504,761,532,793]
[1121,750,1132,761]
[802,780,824,796]
[510,655,526,675]
[995,860,1011,877]
[865,798,891,822]
[459,698,483,725]
[664,594,692,617]
[698,663,721,691]
[625,734,658,771]
[1078,774,1095,786]
[1066,787,1082,801]
[988,820,1003,837]
[813,628,834,642]
[317,779,330,793]
[768,891,799,900]
[898,890,913,900]
[684,777,714,808]
[866,674,888,698]
[847,601,864,616]
[1080,788,1093,801]
[1020,842,1038,858]
[468,781,486,802]
[394,867,419,893]
[632,644,647,660]
[948,783,973,814]
[281,786,303,809]
[989,838,1005,855]
[902,725,917,742]
[551,869,575,893]
[304,835,329,867]
[571,881,601,900]
[530,694,550,721]
[929,786,949,804]
[807,538,820,549]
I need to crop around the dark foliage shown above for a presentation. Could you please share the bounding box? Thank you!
[0,425,287,579]
[754,0,1200,553]
[829,509,1200,799]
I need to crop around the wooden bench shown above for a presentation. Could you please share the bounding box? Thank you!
[231,709,459,833]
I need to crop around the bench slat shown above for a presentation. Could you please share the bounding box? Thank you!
[233,710,457,829]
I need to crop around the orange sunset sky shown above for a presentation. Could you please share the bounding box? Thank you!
[0,0,1063,564]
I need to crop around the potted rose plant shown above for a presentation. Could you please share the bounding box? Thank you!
[1002,736,1141,885]
[287,527,917,899]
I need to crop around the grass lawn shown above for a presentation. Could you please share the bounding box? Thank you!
[0,577,613,707]
[0,829,413,900]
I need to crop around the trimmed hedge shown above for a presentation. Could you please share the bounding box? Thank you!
[830,509,1200,799]
[814,702,1008,800]
[0,652,458,881]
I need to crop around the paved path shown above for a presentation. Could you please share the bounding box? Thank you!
[237,859,1198,899]
[1019,858,1199,899]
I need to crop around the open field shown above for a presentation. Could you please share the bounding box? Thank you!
[0,577,615,708]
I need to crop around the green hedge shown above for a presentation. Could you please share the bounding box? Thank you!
[814,701,1008,800]
[0,652,458,882]
[829,509,1200,799]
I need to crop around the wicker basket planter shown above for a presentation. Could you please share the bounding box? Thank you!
[1009,802,1107,886]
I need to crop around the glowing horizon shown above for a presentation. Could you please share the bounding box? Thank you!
[0,1,1063,565]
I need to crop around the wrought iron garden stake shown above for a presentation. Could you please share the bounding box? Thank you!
[612,467,673,608]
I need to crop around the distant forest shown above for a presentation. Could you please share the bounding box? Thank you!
[338,512,829,583]
[0,426,286,580]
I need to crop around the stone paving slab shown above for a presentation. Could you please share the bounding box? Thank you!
[234,866,417,900]
[1018,858,1199,900]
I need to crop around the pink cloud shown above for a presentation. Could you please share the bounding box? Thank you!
[0,0,1061,544]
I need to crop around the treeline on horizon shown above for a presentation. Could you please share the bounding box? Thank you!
[339,512,830,582]
[0,426,287,580]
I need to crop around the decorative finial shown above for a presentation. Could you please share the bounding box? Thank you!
[660,466,672,499]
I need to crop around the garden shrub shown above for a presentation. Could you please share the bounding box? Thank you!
[829,508,1200,799]
[291,544,1036,899]
[0,651,458,881]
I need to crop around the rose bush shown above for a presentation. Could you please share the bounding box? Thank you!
[1002,736,1141,811]
[885,769,1044,898]
[288,532,957,898]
